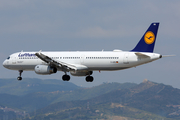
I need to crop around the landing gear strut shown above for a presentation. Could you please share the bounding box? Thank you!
[17,70,23,81]
[62,74,70,81]
[86,76,94,82]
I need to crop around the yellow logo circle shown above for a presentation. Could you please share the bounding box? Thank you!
[144,31,155,44]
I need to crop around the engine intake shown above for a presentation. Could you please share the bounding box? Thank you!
[35,65,57,75]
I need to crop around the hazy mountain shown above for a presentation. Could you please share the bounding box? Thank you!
[30,80,180,120]
[51,82,137,104]
[0,79,136,113]
[2,78,179,119]
[0,78,80,96]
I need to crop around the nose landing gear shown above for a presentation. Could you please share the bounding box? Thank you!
[17,70,23,81]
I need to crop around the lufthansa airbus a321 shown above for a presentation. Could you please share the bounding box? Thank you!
[3,23,167,82]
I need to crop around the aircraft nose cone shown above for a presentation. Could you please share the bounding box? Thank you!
[3,60,7,68]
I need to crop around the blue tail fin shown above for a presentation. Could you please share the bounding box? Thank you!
[131,23,159,53]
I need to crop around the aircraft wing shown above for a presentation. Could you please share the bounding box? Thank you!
[35,51,88,71]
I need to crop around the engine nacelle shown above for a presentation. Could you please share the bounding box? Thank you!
[35,65,57,75]
[70,71,93,76]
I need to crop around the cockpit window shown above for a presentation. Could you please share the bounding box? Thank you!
[7,57,10,60]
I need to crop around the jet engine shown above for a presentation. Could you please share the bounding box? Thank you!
[70,71,93,76]
[35,65,57,75]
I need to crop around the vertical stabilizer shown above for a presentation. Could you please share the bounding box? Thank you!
[131,23,159,52]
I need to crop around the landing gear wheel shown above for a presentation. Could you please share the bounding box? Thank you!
[86,76,94,82]
[17,70,23,81]
[62,75,70,81]
[17,77,22,81]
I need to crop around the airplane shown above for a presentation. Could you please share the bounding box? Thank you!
[3,22,165,82]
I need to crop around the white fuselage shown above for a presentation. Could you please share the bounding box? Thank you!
[3,51,161,72]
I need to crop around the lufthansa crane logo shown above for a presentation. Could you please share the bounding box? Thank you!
[144,31,155,44]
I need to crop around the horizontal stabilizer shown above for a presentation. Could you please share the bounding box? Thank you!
[135,52,150,58]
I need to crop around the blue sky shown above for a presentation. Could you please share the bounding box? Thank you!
[0,0,179,88]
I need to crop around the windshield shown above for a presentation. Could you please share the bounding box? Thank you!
[7,57,10,60]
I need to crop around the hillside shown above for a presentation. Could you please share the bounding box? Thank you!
[29,102,172,120]
[1,78,179,120]
[51,82,137,103]
[0,78,136,119]
[29,80,180,120]
[0,78,80,96]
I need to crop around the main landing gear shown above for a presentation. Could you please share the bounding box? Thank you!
[86,71,93,82]
[62,73,94,82]
[86,76,94,82]
[17,70,23,81]
[62,74,70,81]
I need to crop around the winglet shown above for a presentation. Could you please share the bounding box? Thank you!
[131,23,159,53]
